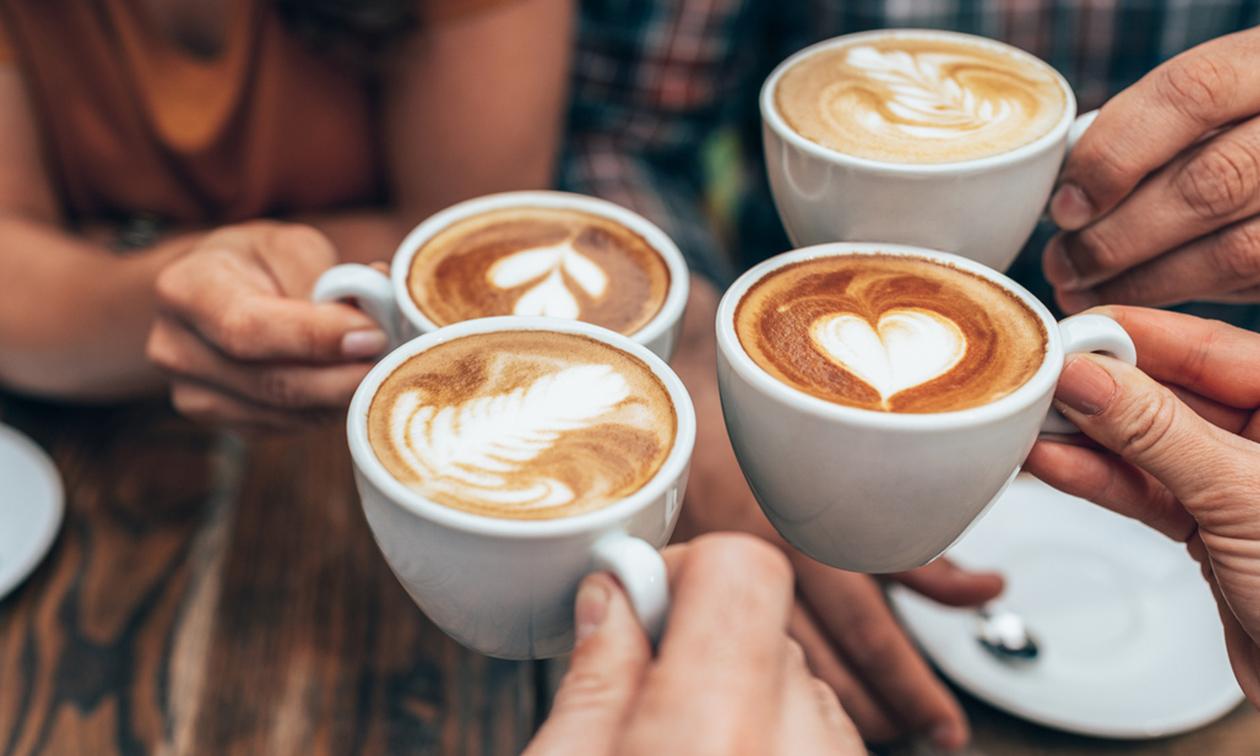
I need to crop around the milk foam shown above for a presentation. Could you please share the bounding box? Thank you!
[368,331,677,519]
[408,207,671,337]
[487,241,610,320]
[811,309,965,405]
[775,35,1065,163]
[389,364,628,509]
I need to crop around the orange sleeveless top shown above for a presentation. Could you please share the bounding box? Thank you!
[0,0,511,224]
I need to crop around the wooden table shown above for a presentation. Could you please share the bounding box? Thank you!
[1,396,1256,754]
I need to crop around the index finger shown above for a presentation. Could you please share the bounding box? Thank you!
[1092,306,1260,408]
[1056,29,1260,229]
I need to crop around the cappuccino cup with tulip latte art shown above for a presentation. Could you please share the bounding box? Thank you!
[367,330,676,520]
[312,192,690,361]
[774,33,1066,163]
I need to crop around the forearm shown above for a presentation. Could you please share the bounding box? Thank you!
[0,216,202,400]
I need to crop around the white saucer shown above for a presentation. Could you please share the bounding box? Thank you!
[0,423,64,600]
[889,474,1244,739]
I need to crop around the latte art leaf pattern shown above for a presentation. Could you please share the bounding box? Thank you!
[390,364,629,509]
[811,309,966,404]
[840,46,1015,139]
[487,242,610,320]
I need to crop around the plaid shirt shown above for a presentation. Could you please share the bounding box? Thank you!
[559,0,1260,322]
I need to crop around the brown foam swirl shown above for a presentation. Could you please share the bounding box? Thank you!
[408,207,671,335]
[368,331,676,520]
[735,254,1047,413]
[775,35,1066,163]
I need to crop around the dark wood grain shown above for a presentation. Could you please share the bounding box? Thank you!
[0,396,539,755]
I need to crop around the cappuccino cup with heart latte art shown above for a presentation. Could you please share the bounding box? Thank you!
[313,192,690,361]
[762,29,1098,271]
[347,317,694,659]
[716,243,1135,573]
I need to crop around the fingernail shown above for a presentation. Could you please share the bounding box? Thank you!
[575,579,610,643]
[1056,356,1116,416]
[931,722,966,751]
[1057,287,1099,313]
[1051,183,1094,230]
[1043,237,1082,290]
[341,329,388,359]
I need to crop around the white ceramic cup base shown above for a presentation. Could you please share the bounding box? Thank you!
[312,191,691,362]
[762,29,1094,272]
[347,317,695,659]
[715,243,1135,574]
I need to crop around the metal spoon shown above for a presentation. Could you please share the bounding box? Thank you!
[976,606,1040,664]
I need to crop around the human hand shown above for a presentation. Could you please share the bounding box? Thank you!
[147,222,388,431]
[1025,306,1260,703]
[670,277,1001,749]
[525,534,865,755]
[1045,28,1260,310]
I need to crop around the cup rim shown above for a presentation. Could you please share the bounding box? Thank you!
[389,191,690,347]
[759,28,1080,175]
[348,316,697,538]
[715,242,1066,430]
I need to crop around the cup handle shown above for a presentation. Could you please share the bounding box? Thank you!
[1040,313,1137,435]
[591,532,669,643]
[1066,109,1099,154]
[312,264,404,349]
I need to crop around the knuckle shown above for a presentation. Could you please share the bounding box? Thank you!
[551,666,625,713]
[144,326,179,372]
[153,266,190,309]
[1070,225,1126,275]
[1210,221,1260,281]
[1156,54,1236,125]
[265,224,335,264]
[1115,386,1181,461]
[257,370,304,409]
[1175,139,1260,221]
[1073,136,1134,199]
[691,533,792,586]
[215,308,259,359]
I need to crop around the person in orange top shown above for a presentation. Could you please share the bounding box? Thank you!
[0,0,571,426]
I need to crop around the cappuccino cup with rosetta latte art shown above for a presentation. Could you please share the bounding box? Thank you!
[313,191,690,361]
[762,29,1096,271]
[716,243,1135,573]
[346,316,694,659]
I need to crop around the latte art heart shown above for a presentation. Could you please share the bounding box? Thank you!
[487,241,609,320]
[811,310,966,403]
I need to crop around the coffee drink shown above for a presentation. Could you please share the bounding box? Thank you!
[735,254,1046,412]
[407,207,671,336]
[774,33,1066,163]
[367,330,676,520]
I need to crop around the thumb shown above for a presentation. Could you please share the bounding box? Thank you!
[524,573,652,756]
[1052,353,1252,521]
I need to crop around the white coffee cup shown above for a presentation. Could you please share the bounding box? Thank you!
[761,29,1097,272]
[347,316,695,659]
[313,191,691,361]
[715,243,1135,573]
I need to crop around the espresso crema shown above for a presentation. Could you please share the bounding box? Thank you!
[368,331,677,520]
[408,207,671,336]
[735,254,1047,412]
[775,34,1066,163]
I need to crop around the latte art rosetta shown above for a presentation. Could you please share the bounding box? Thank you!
[368,332,676,519]
[776,35,1066,163]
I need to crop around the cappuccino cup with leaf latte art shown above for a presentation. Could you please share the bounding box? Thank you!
[314,192,690,361]
[762,29,1097,271]
[716,243,1135,574]
[347,317,694,659]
